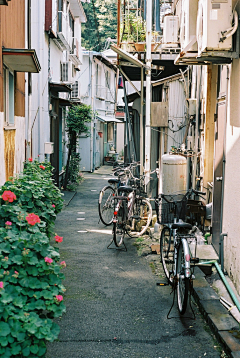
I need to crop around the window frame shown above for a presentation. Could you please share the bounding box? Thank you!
[3,66,15,127]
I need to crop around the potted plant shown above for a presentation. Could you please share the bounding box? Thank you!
[120,14,146,52]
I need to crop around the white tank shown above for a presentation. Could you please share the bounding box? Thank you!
[162,154,187,194]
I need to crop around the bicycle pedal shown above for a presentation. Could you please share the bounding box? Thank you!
[156,282,169,286]
[190,257,199,264]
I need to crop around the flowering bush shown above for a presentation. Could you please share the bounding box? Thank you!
[0,160,66,357]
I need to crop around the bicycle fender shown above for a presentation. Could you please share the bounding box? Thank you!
[181,238,191,278]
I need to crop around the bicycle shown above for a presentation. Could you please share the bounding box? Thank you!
[110,173,153,249]
[155,188,206,315]
[98,162,140,226]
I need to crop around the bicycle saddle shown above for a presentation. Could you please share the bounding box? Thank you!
[118,185,133,193]
[108,178,120,185]
[172,222,192,230]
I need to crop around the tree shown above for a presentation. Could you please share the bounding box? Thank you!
[82,0,117,51]
[63,104,93,190]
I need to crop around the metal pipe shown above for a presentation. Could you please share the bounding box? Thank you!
[199,261,240,313]
[219,66,229,269]
[140,66,144,175]
[145,0,152,186]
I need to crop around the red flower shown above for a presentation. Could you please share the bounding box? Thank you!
[2,191,16,203]
[26,213,41,226]
[39,165,45,170]
[28,158,33,162]
[52,204,55,208]
[56,295,63,302]
[55,235,63,243]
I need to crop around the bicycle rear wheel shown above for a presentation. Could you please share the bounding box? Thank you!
[112,222,125,247]
[160,226,174,285]
[177,241,189,315]
[126,199,152,238]
[98,186,115,226]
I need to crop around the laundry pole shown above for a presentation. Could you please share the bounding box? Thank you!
[145,0,152,186]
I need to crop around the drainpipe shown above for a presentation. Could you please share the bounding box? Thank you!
[199,261,240,313]
[192,66,202,189]
[140,67,144,175]
[90,52,94,171]
[145,0,152,187]
[27,0,32,159]
[219,66,229,271]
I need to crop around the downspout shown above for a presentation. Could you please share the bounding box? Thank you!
[27,0,32,159]
[219,66,229,271]
[145,0,152,187]
[192,66,202,189]
[90,53,94,172]
[140,67,144,175]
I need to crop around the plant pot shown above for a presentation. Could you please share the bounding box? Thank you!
[134,42,145,52]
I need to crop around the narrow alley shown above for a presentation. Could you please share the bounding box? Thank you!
[46,168,222,358]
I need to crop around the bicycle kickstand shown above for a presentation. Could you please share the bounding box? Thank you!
[107,240,127,252]
[167,277,177,319]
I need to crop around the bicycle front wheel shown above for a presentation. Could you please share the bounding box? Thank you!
[160,226,174,285]
[126,199,152,238]
[98,186,115,226]
[112,222,125,247]
[177,241,189,315]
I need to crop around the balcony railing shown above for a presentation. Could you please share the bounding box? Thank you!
[95,85,115,102]
[53,11,72,51]
[69,38,82,66]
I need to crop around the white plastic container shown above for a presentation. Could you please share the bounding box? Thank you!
[162,154,187,194]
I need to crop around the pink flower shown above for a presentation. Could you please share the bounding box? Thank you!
[56,295,63,302]
[52,204,55,208]
[5,221,12,226]
[39,165,45,170]
[26,213,41,226]
[55,235,63,243]
[2,191,16,203]
[0,282,4,289]
[45,257,53,264]
[28,158,33,162]
[14,271,19,275]
[60,261,66,268]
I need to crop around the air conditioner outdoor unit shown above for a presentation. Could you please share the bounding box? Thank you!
[180,0,199,52]
[196,0,233,56]
[162,16,179,48]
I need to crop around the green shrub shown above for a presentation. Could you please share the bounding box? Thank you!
[0,159,66,357]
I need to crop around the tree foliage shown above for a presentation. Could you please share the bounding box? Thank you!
[82,0,117,51]
[63,104,93,190]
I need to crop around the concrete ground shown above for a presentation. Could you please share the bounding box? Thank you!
[46,167,233,358]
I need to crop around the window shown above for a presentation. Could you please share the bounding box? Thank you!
[4,67,15,126]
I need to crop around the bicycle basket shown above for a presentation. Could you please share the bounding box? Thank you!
[157,192,188,224]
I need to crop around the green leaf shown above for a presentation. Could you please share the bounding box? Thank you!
[11,344,22,355]
[30,345,39,354]
[13,296,25,308]
[28,256,39,265]
[1,293,13,304]
[11,255,23,264]
[0,322,10,337]
[22,346,30,357]
[42,290,53,300]
[0,336,8,347]
[24,322,37,334]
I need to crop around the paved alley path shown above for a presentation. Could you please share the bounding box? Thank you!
[46,168,223,358]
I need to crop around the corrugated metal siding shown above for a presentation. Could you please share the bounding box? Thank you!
[167,80,186,151]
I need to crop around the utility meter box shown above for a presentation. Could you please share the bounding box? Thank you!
[44,142,54,154]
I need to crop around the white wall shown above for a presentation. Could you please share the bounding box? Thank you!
[222,60,240,294]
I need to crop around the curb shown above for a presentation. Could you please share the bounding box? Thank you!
[192,267,240,358]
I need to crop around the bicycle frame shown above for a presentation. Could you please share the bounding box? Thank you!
[166,220,191,279]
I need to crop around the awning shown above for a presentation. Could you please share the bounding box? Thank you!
[69,0,87,22]
[111,44,146,68]
[2,48,41,73]
[0,0,11,5]
[96,115,123,123]
[49,82,72,93]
